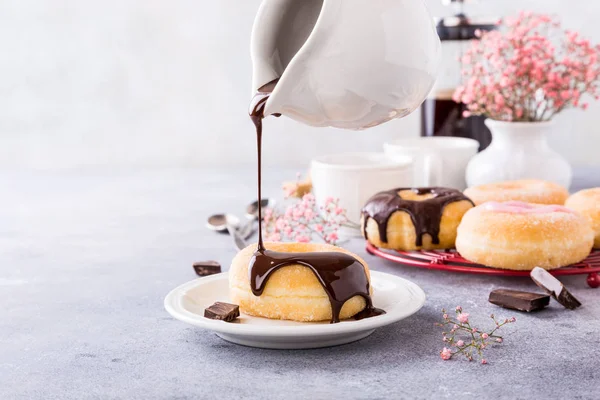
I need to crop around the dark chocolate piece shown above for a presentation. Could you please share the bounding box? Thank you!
[193,261,221,277]
[248,81,385,323]
[361,188,474,246]
[530,267,582,310]
[204,302,240,322]
[488,289,550,312]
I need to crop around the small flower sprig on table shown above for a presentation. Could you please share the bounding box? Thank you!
[262,193,348,246]
[437,306,516,365]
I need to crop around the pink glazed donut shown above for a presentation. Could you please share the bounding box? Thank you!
[456,201,594,270]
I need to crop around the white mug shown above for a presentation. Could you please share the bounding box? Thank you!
[384,137,479,190]
[311,152,413,223]
[251,0,441,129]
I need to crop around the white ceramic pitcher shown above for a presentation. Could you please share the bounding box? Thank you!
[251,0,441,130]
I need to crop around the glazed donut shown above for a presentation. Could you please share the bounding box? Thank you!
[361,187,474,251]
[566,188,600,248]
[229,242,372,322]
[456,201,594,270]
[464,179,569,206]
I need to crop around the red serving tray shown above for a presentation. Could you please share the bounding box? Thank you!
[365,242,600,288]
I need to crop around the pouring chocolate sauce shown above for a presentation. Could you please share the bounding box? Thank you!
[248,80,384,323]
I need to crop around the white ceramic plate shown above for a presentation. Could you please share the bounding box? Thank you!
[164,271,426,349]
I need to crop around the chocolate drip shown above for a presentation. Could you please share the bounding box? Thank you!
[361,188,474,247]
[248,249,383,323]
[248,79,384,323]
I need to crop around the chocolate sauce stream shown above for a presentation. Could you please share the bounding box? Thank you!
[361,187,474,246]
[248,80,384,323]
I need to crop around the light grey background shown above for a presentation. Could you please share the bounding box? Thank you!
[0,0,599,169]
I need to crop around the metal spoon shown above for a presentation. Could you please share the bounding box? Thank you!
[245,198,277,220]
[206,214,241,233]
[237,198,277,239]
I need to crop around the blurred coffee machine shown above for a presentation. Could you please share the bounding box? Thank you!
[421,0,498,151]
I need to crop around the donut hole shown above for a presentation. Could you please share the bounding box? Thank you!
[397,190,436,201]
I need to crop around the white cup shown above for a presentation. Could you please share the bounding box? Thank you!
[311,152,413,223]
[384,137,479,190]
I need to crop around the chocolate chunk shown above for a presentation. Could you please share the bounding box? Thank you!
[530,267,582,310]
[193,261,221,277]
[204,302,240,322]
[488,289,550,312]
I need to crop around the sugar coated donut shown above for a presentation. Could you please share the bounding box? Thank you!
[464,179,569,206]
[361,187,474,250]
[456,201,594,270]
[566,188,600,248]
[229,242,373,322]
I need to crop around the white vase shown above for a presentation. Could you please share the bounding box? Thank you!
[465,120,572,189]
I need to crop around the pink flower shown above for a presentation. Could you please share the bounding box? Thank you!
[326,232,339,243]
[515,108,524,118]
[455,306,462,312]
[510,317,516,323]
[296,224,307,232]
[443,314,448,320]
[275,218,287,230]
[440,348,452,360]
[496,338,503,343]
[494,93,505,107]
[457,313,469,323]
[456,340,465,347]
[314,224,324,233]
[453,324,459,330]
[334,207,344,215]
[456,12,600,121]
[295,235,310,243]
[284,207,293,218]
[481,359,488,365]
[267,233,281,242]
[481,333,489,339]
[472,328,477,333]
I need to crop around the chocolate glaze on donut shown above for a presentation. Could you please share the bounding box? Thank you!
[362,188,474,246]
[248,249,382,323]
[248,81,384,323]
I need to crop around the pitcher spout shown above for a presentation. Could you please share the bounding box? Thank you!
[251,0,441,129]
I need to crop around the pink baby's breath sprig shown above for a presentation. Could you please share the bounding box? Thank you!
[262,193,348,246]
[455,11,600,122]
[436,307,516,364]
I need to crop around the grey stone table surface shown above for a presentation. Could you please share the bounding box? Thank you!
[1,167,599,400]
